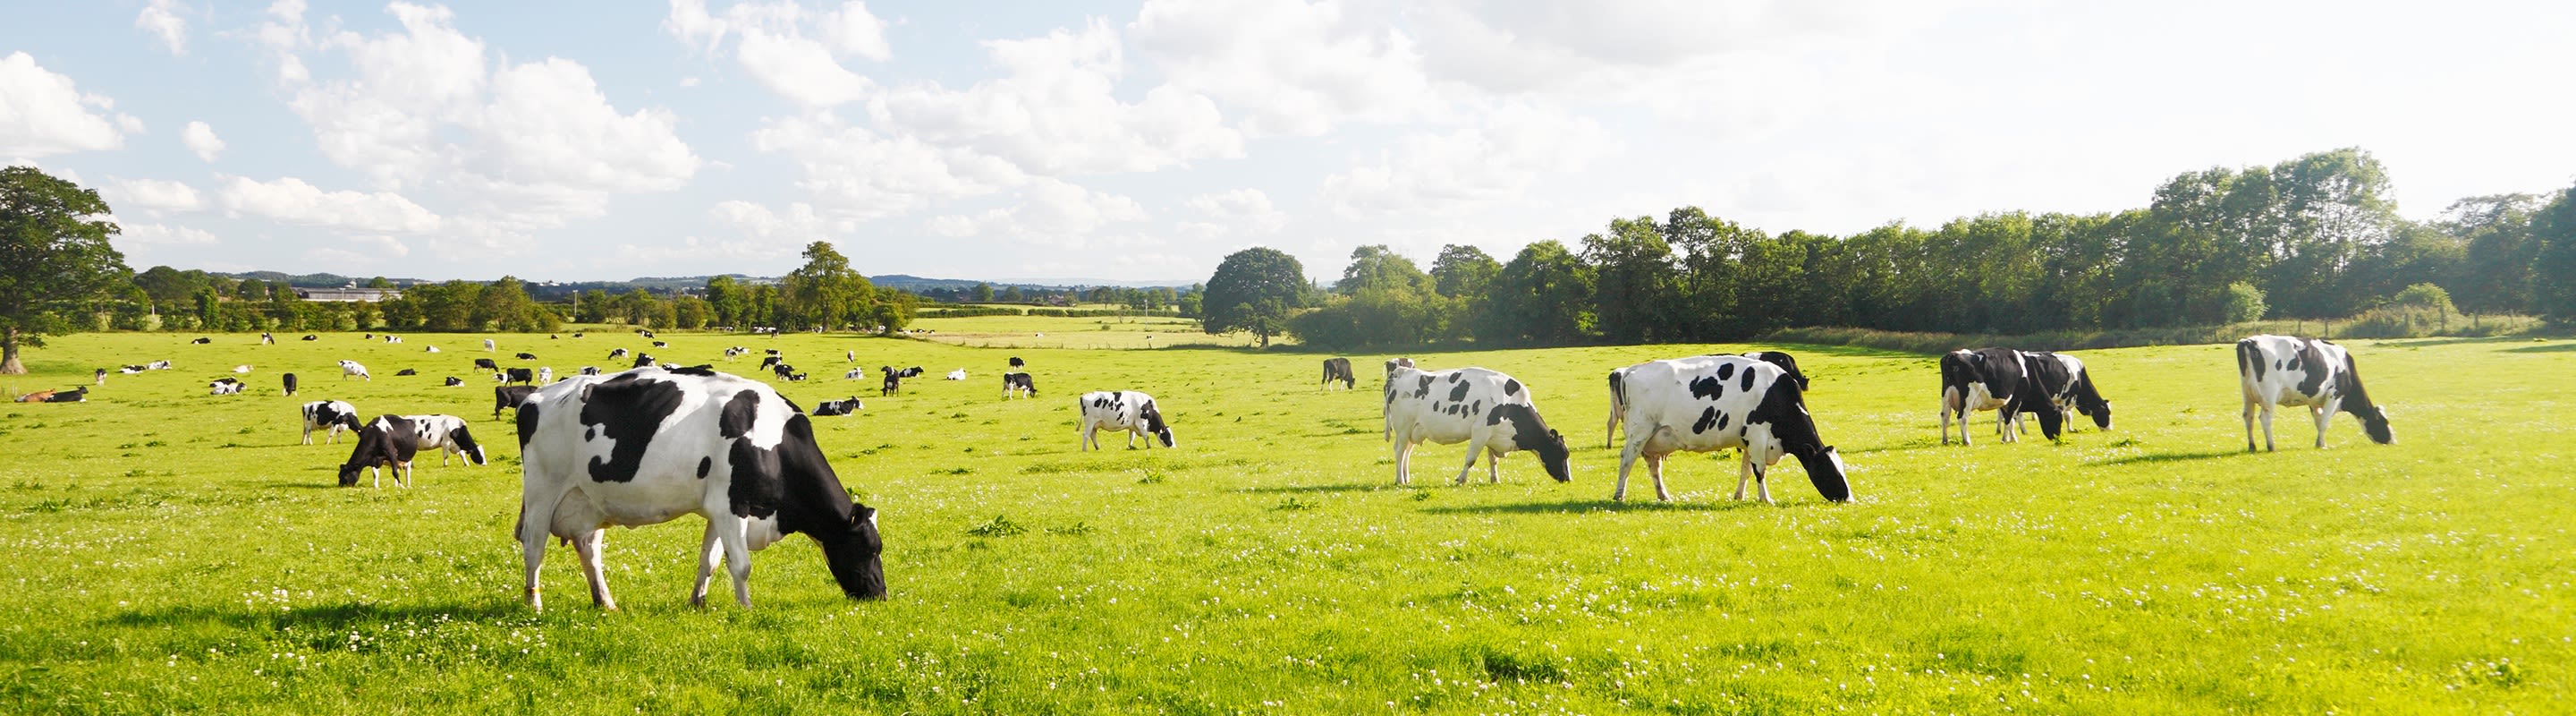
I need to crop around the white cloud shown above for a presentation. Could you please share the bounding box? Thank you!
[114,221,219,247]
[137,0,189,55]
[182,121,225,162]
[872,18,1243,176]
[665,0,890,107]
[929,178,1150,249]
[0,52,136,158]
[1131,0,1438,136]
[1175,188,1286,237]
[217,175,444,234]
[750,110,1026,218]
[1321,103,1620,217]
[106,177,206,213]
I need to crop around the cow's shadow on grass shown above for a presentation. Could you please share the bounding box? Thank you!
[1419,499,1761,516]
[1235,482,1390,495]
[106,600,526,630]
[2087,448,2242,467]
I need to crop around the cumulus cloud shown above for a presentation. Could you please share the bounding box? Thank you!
[217,175,444,234]
[665,0,890,107]
[1175,188,1287,237]
[137,0,189,55]
[106,177,206,214]
[114,221,220,247]
[182,121,225,162]
[1321,103,1620,217]
[750,111,1026,218]
[874,18,1243,176]
[1130,0,1438,136]
[928,178,1150,249]
[0,52,136,158]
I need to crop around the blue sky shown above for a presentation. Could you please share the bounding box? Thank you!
[6,1,2573,284]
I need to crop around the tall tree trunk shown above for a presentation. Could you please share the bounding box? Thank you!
[1,328,22,375]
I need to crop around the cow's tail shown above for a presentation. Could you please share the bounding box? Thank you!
[1605,369,1627,448]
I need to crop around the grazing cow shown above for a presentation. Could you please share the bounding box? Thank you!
[771,363,797,380]
[283,372,299,396]
[301,335,318,341]
[337,415,419,488]
[301,400,361,445]
[475,358,501,372]
[261,332,275,345]
[632,354,656,370]
[2009,352,2112,434]
[396,369,419,376]
[506,368,536,385]
[515,352,538,361]
[580,366,601,376]
[1937,348,2061,445]
[400,413,487,466]
[1321,357,1354,390]
[760,355,783,371]
[514,367,886,609]
[485,339,497,351]
[2237,335,2393,451]
[494,385,539,419]
[1079,391,1175,450]
[339,360,371,381]
[538,367,554,384]
[1003,372,1036,398]
[945,369,967,381]
[1606,351,1811,448]
[191,337,211,344]
[811,397,862,416]
[608,348,629,360]
[94,368,106,386]
[209,378,244,396]
[1009,356,1025,369]
[1611,356,1851,503]
[445,377,466,387]
[1381,366,1571,485]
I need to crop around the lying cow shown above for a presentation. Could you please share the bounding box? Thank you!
[1079,391,1175,450]
[209,377,244,395]
[301,400,362,444]
[1612,355,1850,503]
[395,369,418,376]
[2237,335,2393,451]
[1382,366,1570,485]
[1937,348,2061,445]
[338,415,419,489]
[445,377,466,387]
[1003,372,1036,398]
[516,352,538,361]
[1322,357,1355,390]
[945,369,967,381]
[515,367,886,609]
[811,397,863,416]
[494,385,538,420]
[400,413,487,466]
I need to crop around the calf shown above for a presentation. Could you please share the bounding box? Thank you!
[337,415,419,488]
[2238,335,2393,451]
[1937,348,2061,445]
[1321,357,1354,390]
[506,367,536,385]
[400,413,487,466]
[1382,366,1571,485]
[339,360,371,381]
[494,385,539,420]
[1078,391,1175,450]
[2009,352,2112,434]
[301,400,361,445]
[1612,355,1850,503]
[282,372,299,396]
[209,378,244,395]
[475,358,501,372]
[514,367,886,609]
[1003,371,1036,398]
[811,397,862,416]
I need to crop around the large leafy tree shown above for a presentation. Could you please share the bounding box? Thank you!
[704,275,749,328]
[0,166,130,374]
[2532,183,2576,321]
[1580,217,1676,343]
[1479,240,1593,345]
[1335,245,1430,295]
[1201,247,1310,346]
[782,241,873,331]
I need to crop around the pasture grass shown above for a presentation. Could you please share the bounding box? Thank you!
[1,328,2569,713]
[907,314,1252,350]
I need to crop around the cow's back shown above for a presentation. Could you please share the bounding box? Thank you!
[1620,356,1782,454]
[1385,367,1530,444]
[520,369,795,530]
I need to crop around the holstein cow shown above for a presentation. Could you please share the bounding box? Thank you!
[631,354,656,370]
[301,400,361,444]
[608,348,629,360]
[209,378,245,395]
[844,367,868,380]
[811,397,863,416]
[1612,355,1851,503]
[339,360,371,381]
[301,335,318,341]
[1003,372,1036,398]
[282,372,298,396]
[338,415,420,489]
[400,413,488,466]
[945,369,967,380]
[426,345,441,354]
[2007,352,2112,435]
[580,366,601,376]
[494,385,539,420]
[516,353,538,361]
[538,367,554,384]
[760,355,784,371]
[506,367,537,385]
[1008,356,1025,369]
[514,367,886,610]
[396,369,419,376]
[191,337,211,344]
[475,358,501,372]
[445,377,466,387]
[1381,366,1571,486]
[485,339,497,351]
[2237,335,2393,451]
[879,367,902,397]
[1078,391,1175,451]
[148,360,172,371]
[94,368,106,386]
[48,387,87,403]
[1937,348,2062,445]
[1321,357,1355,390]
[1606,351,1812,448]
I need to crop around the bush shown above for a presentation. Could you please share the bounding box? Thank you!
[2224,282,2267,323]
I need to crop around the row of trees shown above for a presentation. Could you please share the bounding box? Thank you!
[1216,149,2576,348]
[919,282,1194,312]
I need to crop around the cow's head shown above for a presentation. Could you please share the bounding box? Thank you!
[1491,404,1572,482]
[815,505,887,601]
[451,427,488,465]
[335,463,363,487]
[2080,400,2113,430]
[2359,406,2394,445]
[1141,402,1176,448]
[1795,446,1852,502]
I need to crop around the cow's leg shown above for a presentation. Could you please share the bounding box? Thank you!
[2258,403,2278,452]
[301,424,312,445]
[1752,457,1775,506]
[689,520,721,608]
[517,501,553,611]
[1940,389,1957,446]
[712,513,756,608]
[398,462,413,489]
[1394,439,1412,486]
[372,465,382,489]
[2311,402,2334,448]
[1614,440,1640,501]
[572,528,617,611]
[1646,452,1672,502]
[1126,430,1139,449]
[1487,449,1500,484]
[1453,434,1489,486]
[1733,454,1751,501]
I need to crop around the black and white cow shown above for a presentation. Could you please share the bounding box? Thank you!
[400,413,487,466]
[301,335,318,341]
[339,360,371,381]
[760,355,784,371]
[771,363,797,380]
[338,415,419,489]
[1606,351,1811,448]
[21,387,88,403]
[148,360,172,371]
[538,367,553,384]
[811,397,862,416]
[119,364,147,374]
[475,358,501,372]
[515,352,538,361]
[301,400,361,444]
[396,369,419,376]
[506,367,536,385]
[580,366,601,376]
[1009,356,1025,369]
[1079,391,1175,450]
[2008,352,2112,434]
[260,332,275,345]
[608,348,629,360]
[1003,371,1036,398]
[209,377,244,395]
[493,384,539,420]
[514,367,886,609]
[425,345,441,354]
[897,366,924,379]
[1321,357,1355,390]
[651,341,667,348]
[1612,355,1850,503]
[94,368,107,386]
[2237,335,2393,451]
[445,376,466,387]
[191,337,211,344]
[1938,348,2062,445]
[632,354,656,370]
[282,372,298,396]
[844,367,869,380]
[879,367,901,396]
[1381,366,1571,485]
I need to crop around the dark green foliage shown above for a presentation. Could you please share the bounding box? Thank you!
[1202,247,1311,346]
[2533,183,2576,321]
[0,166,130,373]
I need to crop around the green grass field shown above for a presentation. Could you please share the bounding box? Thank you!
[909,314,1254,350]
[3,327,2569,713]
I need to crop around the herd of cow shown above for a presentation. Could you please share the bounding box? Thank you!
[22,331,2395,609]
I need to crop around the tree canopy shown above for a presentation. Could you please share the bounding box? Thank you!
[0,166,130,373]
[1201,247,1310,346]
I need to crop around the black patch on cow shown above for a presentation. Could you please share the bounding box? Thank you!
[672,365,718,377]
[515,403,540,448]
[697,456,713,479]
[1739,369,1756,392]
[1716,362,1734,380]
[579,373,686,483]
[1692,406,1721,434]
[719,389,761,439]
[1414,375,1433,398]
[2293,339,2333,399]
[1742,376,1849,501]
[2237,340,2266,382]
[1447,380,1470,402]
[1503,379,1521,396]
[1689,376,1724,400]
[1470,400,1481,415]
[1486,403,1571,482]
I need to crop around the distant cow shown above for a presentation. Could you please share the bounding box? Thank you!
[2238,335,2392,451]
[1611,355,1850,503]
[191,337,210,344]
[632,354,656,370]
[514,367,885,609]
[1321,357,1354,390]
[47,387,89,403]
[608,348,629,360]
[1382,366,1570,485]
[515,353,538,361]
[2012,352,2112,434]
[897,367,924,379]
[879,368,901,396]
[301,400,361,445]
[120,365,147,374]
[771,363,797,379]
[337,415,419,488]
[1003,372,1036,398]
[396,369,418,376]
[1606,351,1810,448]
[425,345,441,354]
[945,369,967,380]
[760,355,784,371]
[148,360,172,371]
[445,377,465,387]
[506,368,536,385]
[339,360,371,381]
[209,377,244,396]
[301,335,318,341]
[579,366,600,376]
[1079,391,1175,450]
[282,372,299,396]
[845,368,868,380]
[475,358,501,371]
[261,332,275,345]
[651,341,667,348]
[494,385,538,419]
[1938,348,2061,445]
[93,368,106,386]
[538,367,553,384]
[811,397,863,416]
[485,339,497,351]
[1009,356,1026,369]
[233,364,253,373]
[400,413,487,466]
